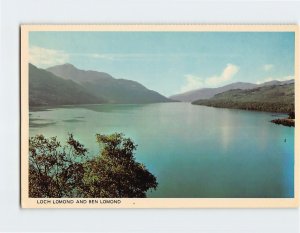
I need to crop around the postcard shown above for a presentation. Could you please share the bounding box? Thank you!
[21,25,298,208]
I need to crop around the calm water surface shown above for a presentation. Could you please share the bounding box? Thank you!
[29,103,294,198]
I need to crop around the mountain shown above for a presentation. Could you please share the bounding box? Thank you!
[257,79,294,87]
[47,63,113,83]
[47,64,170,104]
[192,83,294,113]
[29,64,105,107]
[170,82,257,102]
[170,80,294,102]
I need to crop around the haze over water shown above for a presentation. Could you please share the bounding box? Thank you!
[29,103,294,198]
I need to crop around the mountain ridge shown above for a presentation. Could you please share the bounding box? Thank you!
[29,63,105,107]
[46,63,170,104]
[192,83,294,113]
[170,79,294,102]
[32,63,170,105]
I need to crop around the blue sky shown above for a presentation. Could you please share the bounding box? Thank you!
[29,31,295,96]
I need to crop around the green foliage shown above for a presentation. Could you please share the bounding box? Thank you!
[29,134,87,197]
[82,133,158,197]
[192,84,294,113]
[29,133,158,198]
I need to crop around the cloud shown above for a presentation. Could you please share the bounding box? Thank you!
[28,48,242,66]
[205,64,239,86]
[88,53,124,60]
[256,75,294,84]
[29,46,69,67]
[180,75,203,93]
[77,52,240,61]
[86,53,190,61]
[180,64,239,93]
[263,64,274,71]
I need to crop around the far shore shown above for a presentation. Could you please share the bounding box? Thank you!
[271,118,295,127]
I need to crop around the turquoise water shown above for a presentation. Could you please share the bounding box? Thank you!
[29,103,294,198]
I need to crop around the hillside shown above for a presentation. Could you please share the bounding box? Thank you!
[47,64,170,104]
[170,80,294,102]
[29,64,104,107]
[192,83,294,113]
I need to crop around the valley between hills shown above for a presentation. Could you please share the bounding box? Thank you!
[29,63,295,126]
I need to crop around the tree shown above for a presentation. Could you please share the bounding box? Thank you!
[288,112,295,119]
[82,133,158,198]
[29,134,87,198]
[29,133,158,198]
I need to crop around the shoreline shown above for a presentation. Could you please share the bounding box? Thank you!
[271,118,295,127]
[192,102,295,127]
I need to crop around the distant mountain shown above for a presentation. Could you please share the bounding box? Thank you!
[47,63,113,83]
[170,80,294,102]
[257,79,294,87]
[170,82,257,102]
[47,64,170,104]
[29,64,104,107]
[192,83,294,113]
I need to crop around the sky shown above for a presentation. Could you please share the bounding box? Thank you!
[29,31,295,96]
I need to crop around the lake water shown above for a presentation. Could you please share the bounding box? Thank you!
[29,103,294,198]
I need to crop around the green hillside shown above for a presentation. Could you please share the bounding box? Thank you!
[192,84,294,113]
[47,63,171,104]
[29,64,105,107]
